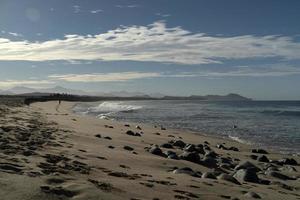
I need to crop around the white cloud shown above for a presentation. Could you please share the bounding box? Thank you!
[49,72,162,82]
[8,32,23,37]
[116,4,139,8]
[0,21,300,64]
[156,13,171,18]
[73,5,81,13]
[0,80,54,88]
[90,9,103,14]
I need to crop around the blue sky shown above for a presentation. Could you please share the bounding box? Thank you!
[0,0,300,100]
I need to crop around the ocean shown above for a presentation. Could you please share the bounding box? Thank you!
[73,100,300,154]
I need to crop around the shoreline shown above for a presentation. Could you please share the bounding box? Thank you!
[0,100,299,200]
[71,101,297,156]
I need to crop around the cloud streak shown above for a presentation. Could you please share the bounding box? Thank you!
[0,22,300,65]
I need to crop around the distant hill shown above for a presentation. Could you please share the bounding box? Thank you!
[1,86,251,101]
[162,93,251,101]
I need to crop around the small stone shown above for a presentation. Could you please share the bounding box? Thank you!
[201,172,217,179]
[217,174,240,185]
[244,191,261,199]
[124,146,134,151]
[252,149,268,154]
[257,155,269,163]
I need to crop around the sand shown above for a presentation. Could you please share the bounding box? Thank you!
[0,100,299,200]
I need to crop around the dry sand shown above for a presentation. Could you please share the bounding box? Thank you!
[0,100,299,200]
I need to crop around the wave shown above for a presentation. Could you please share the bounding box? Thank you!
[261,110,300,117]
[228,135,251,145]
[85,101,143,114]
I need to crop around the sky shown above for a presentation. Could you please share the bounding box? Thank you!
[0,0,300,100]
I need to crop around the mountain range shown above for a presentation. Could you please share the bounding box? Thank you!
[0,86,251,101]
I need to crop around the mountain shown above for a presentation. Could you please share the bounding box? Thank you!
[162,93,251,101]
[1,86,251,101]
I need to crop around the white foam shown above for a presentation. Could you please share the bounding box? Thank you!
[87,101,142,113]
[229,135,251,145]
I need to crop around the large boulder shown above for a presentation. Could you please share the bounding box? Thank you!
[217,173,241,185]
[179,152,200,163]
[173,167,201,177]
[234,161,260,172]
[233,169,260,183]
[172,140,186,148]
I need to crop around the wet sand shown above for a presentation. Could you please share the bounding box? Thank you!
[0,100,299,200]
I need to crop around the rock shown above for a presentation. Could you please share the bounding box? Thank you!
[172,140,186,148]
[257,155,269,163]
[217,144,227,150]
[233,169,259,183]
[200,156,217,168]
[278,158,298,166]
[184,144,197,152]
[250,155,258,160]
[179,152,200,163]
[103,136,112,140]
[126,130,141,137]
[168,154,179,160]
[244,192,261,199]
[201,172,217,179]
[271,181,295,191]
[217,174,240,185]
[265,170,294,180]
[126,130,135,136]
[124,124,130,127]
[234,161,260,172]
[173,167,201,177]
[252,149,268,154]
[229,147,239,151]
[204,151,218,158]
[149,146,164,156]
[160,143,173,149]
[165,151,178,159]
[95,134,101,138]
[124,146,134,151]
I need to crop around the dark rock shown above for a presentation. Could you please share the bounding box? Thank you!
[201,172,217,179]
[278,158,298,166]
[257,155,269,163]
[200,156,217,168]
[184,144,197,152]
[250,155,258,160]
[229,147,239,151]
[179,152,200,163]
[204,151,218,158]
[161,143,173,149]
[244,192,261,199]
[95,134,101,138]
[217,174,240,185]
[173,167,201,177]
[124,124,130,127]
[234,161,260,172]
[233,169,260,183]
[172,140,186,148]
[103,136,112,140]
[252,149,268,154]
[168,154,179,160]
[136,125,142,130]
[149,146,163,156]
[217,144,227,150]
[123,146,134,151]
[265,170,294,180]
[126,130,135,136]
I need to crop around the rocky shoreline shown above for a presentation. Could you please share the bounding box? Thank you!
[0,100,299,200]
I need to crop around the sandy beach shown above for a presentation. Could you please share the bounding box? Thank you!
[0,100,299,200]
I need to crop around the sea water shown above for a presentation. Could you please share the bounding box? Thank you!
[73,100,300,154]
